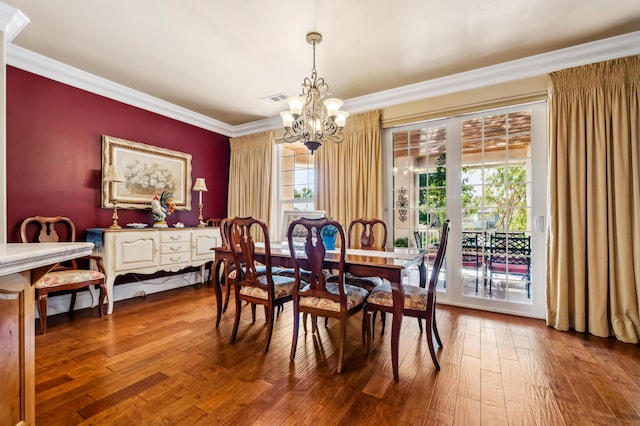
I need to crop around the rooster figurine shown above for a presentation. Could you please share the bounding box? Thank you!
[151,191,175,227]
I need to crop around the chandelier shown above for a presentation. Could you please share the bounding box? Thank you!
[280,32,349,153]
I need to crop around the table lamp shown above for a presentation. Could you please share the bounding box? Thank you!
[193,177,208,227]
[104,165,126,229]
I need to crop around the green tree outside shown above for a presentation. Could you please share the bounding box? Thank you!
[294,187,313,199]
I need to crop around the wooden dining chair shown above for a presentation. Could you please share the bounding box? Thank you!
[20,216,107,334]
[364,219,450,376]
[287,217,369,373]
[227,217,296,352]
[347,218,388,250]
[215,217,237,314]
[333,218,389,331]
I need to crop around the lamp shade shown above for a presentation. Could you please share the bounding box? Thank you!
[104,165,125,183]
[193,178,208,192]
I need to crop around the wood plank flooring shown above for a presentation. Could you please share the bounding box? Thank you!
[34,285,640,425]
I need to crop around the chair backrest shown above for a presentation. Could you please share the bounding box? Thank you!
[287,217,347,305]
[428,220,450,293]
[489,234,531,267]
[494,231,526,239]
[413,230,424,249]
[205,217,222,227]
[461,232,479,264]
[219,217,233,248]
[347,218,387,250]
[228,217,274,285]
[20,216,76,243]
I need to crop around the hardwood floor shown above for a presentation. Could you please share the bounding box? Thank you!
[35,285,640,425]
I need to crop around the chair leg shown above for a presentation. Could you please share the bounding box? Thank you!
[37,291,48,334]
[264,304,275,352]
[97,283,106,317]
[216,262,230,313]
[251,303,257,324]
[69,290,77,314]
[380,312,386,335]
[425,301,440,370]
[363,310,372,352]
[475,264,479,293]
[224,277,232,313]
[432,303,442,347]
[290,310,300,361]
[231,295,242,343]
[417,317,423,332]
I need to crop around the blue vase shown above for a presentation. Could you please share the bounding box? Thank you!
[322,235,336,250]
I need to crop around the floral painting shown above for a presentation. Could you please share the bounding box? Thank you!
[101,135,192,210]
[124,161,177,195]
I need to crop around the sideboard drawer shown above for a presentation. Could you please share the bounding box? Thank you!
[160,232,190,243]
[160,252,190,265]
[160,241,190,254]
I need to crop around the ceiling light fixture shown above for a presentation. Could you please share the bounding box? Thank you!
[280,32,349,154]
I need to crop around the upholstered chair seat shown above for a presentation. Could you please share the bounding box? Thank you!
[35,269,105,289]
[238,274,296,300]
[367,283,430,311]
[298,282,369,312]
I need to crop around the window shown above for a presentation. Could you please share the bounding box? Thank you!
[273,140,316,240]
[279,141,315,211]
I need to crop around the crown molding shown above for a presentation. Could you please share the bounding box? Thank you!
[235,31,640,136]
[6,44,235,136]
[0,3,28,43]
[5,26,640,138]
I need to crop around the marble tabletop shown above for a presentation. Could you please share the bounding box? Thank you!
[0,242,94,277]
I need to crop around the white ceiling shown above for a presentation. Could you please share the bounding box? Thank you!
[3,0,640,135]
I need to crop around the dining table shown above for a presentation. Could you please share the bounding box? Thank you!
[211,242,428,381]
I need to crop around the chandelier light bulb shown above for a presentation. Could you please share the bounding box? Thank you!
[280,111,294,127]
[323,98,343,117]
[287,96,305,116]
[335,111,349,128]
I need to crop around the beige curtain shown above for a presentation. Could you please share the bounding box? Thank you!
[315,110,383,232]
[227,130,273,227]
[547,55,640,343]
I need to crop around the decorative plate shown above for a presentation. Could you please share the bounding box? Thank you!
[126,223,148,228]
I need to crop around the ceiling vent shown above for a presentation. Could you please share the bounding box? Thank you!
[260,93,288,104]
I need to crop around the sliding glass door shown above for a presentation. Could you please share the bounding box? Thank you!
[385,102,546,318]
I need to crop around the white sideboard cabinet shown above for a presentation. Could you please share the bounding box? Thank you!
[91,227,221,314]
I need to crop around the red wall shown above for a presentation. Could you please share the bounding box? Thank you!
[6,66,230,242]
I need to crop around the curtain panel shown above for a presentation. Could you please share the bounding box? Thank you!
[547,55,640,343]
[315,110,383,236]
[227,130,274,230]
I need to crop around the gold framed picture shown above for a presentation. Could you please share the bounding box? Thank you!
[101,135,192,210]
